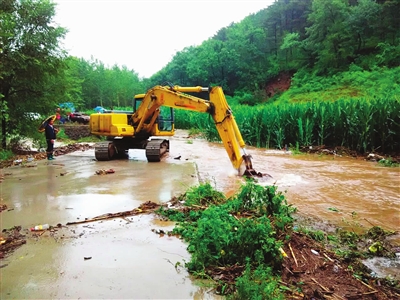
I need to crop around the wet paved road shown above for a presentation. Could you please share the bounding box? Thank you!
[0,133,219,299]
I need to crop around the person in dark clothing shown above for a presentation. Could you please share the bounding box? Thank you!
[44,118,59,160]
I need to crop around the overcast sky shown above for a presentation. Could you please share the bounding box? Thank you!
[53,0,274,78]
[54,0,273,77]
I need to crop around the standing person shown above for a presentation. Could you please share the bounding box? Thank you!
[45,118,59,160]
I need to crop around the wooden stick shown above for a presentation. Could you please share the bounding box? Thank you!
[66,208,148,225]
[289,243,298,267]
[311,278,330,292]
[323,252,334,262]
[311,278,345,300]
[279,280,288,286]
[333,294,346,300]
[285,266,294,275]
[362,290,378,295]
[191,204,207,209]
[121,217,133,223]
[233,214,244,224]
[357,279,377,292]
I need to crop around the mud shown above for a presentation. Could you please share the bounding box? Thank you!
[280,232,399,299]
[0,129,399,299]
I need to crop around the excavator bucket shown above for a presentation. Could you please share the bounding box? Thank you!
[242,155,270,178]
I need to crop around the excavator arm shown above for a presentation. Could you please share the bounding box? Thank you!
[131,84,260,176]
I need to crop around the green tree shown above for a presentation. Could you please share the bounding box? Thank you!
[348,0,382,52]
[0,0,67,148]
[61,56,84,108]
[304,0,352,73]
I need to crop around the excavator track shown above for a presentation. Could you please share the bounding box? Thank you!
[145,139,169,162]
[94,142,116,161]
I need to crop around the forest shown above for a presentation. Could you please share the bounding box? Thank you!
[0,0,399,154]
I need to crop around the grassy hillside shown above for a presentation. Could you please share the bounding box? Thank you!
[276,67,400,104]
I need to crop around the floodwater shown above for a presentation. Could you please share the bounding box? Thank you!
[1,130,399,299]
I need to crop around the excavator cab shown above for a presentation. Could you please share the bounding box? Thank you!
[134,94,174,134]
[157,106,174,131]
[133,94,144,111]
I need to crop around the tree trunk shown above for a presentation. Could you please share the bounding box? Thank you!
[1,98,6,148]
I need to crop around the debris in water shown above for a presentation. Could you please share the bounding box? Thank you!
[95,169,115,175]
[30,224,50,231]
[13,159,23,165]
[66,201,160,225]
[311,249,320,255]
[152,229,166,236]
[0,204,7,213]
[0,226,26,260]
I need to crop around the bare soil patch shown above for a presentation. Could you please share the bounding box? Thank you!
[280,232,399,299]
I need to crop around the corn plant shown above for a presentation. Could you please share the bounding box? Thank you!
[173,94,400,154]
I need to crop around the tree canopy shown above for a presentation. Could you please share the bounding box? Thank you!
[0,0,67,147]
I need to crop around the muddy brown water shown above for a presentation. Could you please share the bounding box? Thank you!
[1,130,399,299]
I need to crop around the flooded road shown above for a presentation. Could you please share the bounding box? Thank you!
[1,130,399,299]
[252,149,399,232]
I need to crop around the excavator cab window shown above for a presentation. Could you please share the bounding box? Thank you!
[157,106,174,131]
[134,94,174,132]
[133,94,144,112]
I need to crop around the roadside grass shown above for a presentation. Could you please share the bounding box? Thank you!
[0,149,14,161]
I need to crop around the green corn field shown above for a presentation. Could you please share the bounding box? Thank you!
[175,97,400,154]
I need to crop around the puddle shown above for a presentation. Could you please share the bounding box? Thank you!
[362,256,400,279]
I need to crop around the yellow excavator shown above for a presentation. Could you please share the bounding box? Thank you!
[89,83,262,177]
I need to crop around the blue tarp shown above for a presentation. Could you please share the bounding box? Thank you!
[94,106,106,113]
[59,102,75,112]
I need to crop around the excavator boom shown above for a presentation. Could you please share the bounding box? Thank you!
[132,85,249,171]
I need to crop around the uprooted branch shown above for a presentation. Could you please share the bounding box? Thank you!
[65,201,161,225]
